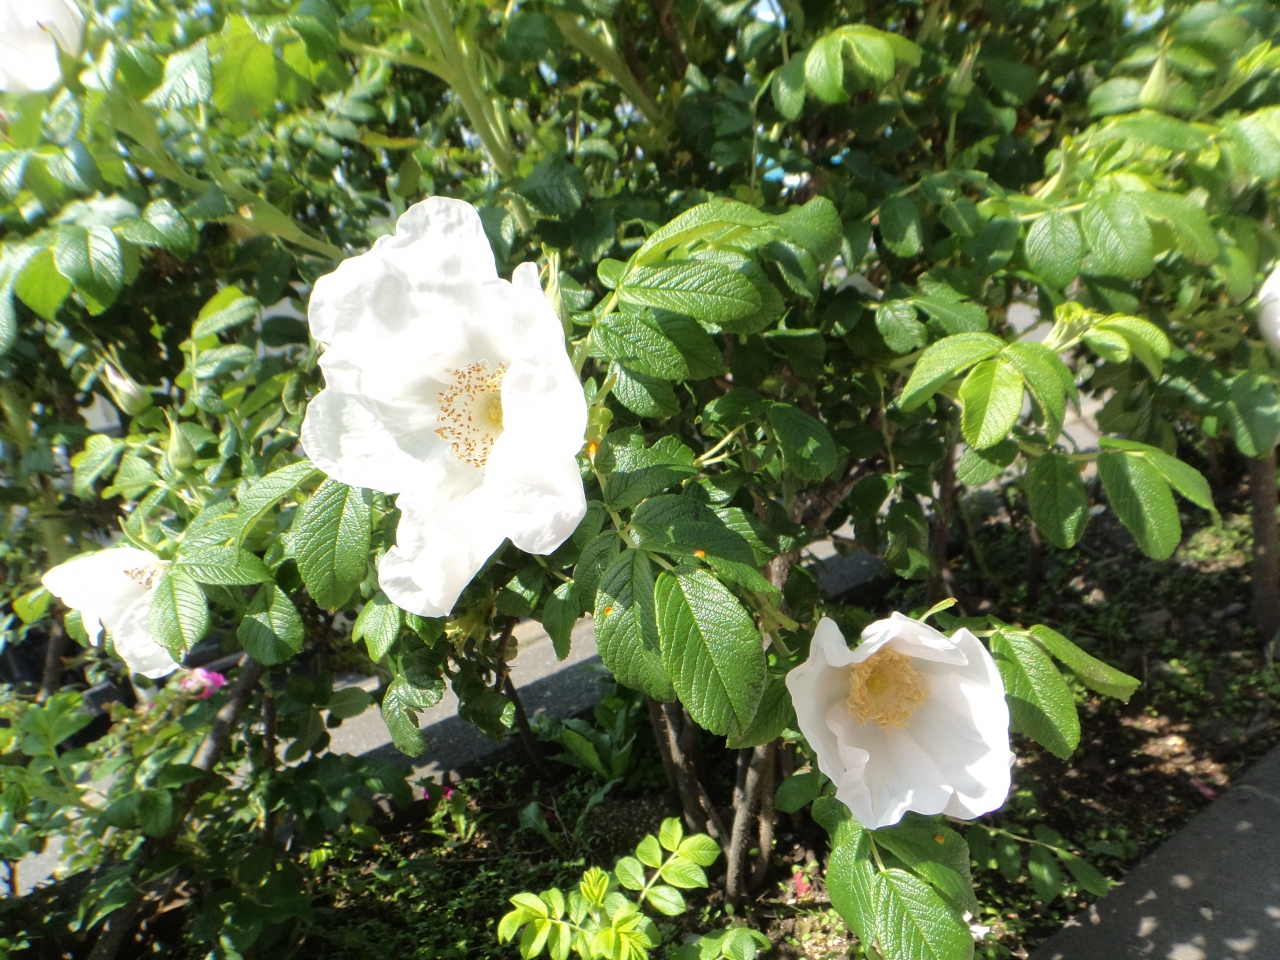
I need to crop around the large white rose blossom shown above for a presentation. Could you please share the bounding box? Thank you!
[41,547,181,679]
[300,197,588,618]
[0,0,84,94]
[786,613,1013,829]
[1257,264,1280,357]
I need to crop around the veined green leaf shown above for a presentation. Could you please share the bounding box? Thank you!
[991,629,1080,759]
[900,333,1006,412]
[1027,625,1140,702]
[1097,449,1181,559]
[294,479,372,609]
[959,359,1024,450]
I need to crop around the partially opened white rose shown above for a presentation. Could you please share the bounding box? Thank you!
[0,0,84,93]
[1257,264,1280,357]
[787,613,1012,829]
[42,547,180,679]
[301,197,588,618]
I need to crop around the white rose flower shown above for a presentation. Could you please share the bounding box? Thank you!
[1257,264,1280,357]
[786,613,1013,829]
[41,547,181,679]
[0,0,84,94]
[300,197,588,618]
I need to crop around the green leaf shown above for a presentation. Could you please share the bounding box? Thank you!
[900,333,1006,411]
[192,344,255,378]
[238,583,305,665]
[1223,372,1280,457]
[137,788,175,837]
[1093,315,1170,378]
[725,675,794,747]
[148,569,209,655]
[772,53,808,120]
[1026,211,1083,288]
[655,568,765,738]
[1088,78,1142,116]
[874,818,979,916]
[174,546,272,585]
[645,885,686,916]
[1098,438,1214,514]
[328,686,372,719]
[72,435,125,498]
[804,33,847,103]
[775,770,822,814]
[777,197,842,263]
[611,364,679,418]
[193,285,259,339]
[880,195,923,258]
[213,18,277,120]
[236,459,320,543]
[660,856,708,889]
[381,669,442,756]
[659,818,684,851]
[353,592,402,661]
[146,40,213,109]
[841,26,896,85]
[1025,453,1089,549]
[636,835,663,868]
[498,11,563,61]
[1058,850,1110,897]
[676,835,720,867]
[596,429,697,510]
[826,821,879,947]
[915,296,988,334]
[959,359,1025,450]
[618,260,760,325]
[1082,193,1154,280]
[886,498,931,579]
[768,403,837,481]
[15,247,71,320]
[1097,449,1181,559]
[955,440,1017,486]
[876,300,928,354]
[614,856,645,890]
[632,200,770,266]
[1003,341,1072,437]
[1029,844,1066,902]
[873,868,974,960]
[595,550,675,701]
[591,312,722,380]
[542,581,579,661]
[1028,625,1140,702]
[295,479,372,609]
[1131,191,1218,264]
[516,155,586,218]
[55,225,124,312]
[990,630,1080,759]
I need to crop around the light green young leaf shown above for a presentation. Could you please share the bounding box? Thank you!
[900,332,1006,411]
[353,591,402,661]
[772,53,808,120]
[174,545,272,585]
[959,359,1025,450]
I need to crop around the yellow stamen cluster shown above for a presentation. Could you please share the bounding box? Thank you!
[124,564,164,590]
[435,361,507,468]
[847,648,929,729]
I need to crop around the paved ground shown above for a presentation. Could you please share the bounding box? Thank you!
[1033,742,1280,960]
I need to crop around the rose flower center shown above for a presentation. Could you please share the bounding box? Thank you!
[847,649,929,729]
[435,361,507,468]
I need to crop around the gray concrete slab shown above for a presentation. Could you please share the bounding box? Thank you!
[1033,744,1280,960]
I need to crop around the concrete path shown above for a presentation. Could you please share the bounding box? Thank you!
[1033,743,1280,960]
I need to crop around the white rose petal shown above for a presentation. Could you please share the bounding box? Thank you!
[786,613,1013,829]
[1257,264,1280,357]
[41,547,181,679]
[0,0,84,93]
[301,197,588,618]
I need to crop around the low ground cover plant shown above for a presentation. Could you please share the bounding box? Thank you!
[3,0,1280,958]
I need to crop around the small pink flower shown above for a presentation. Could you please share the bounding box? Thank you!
[792,871,811,898]
[179,668,227,699]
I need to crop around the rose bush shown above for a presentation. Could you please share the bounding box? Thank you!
[1,0,1278,957]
